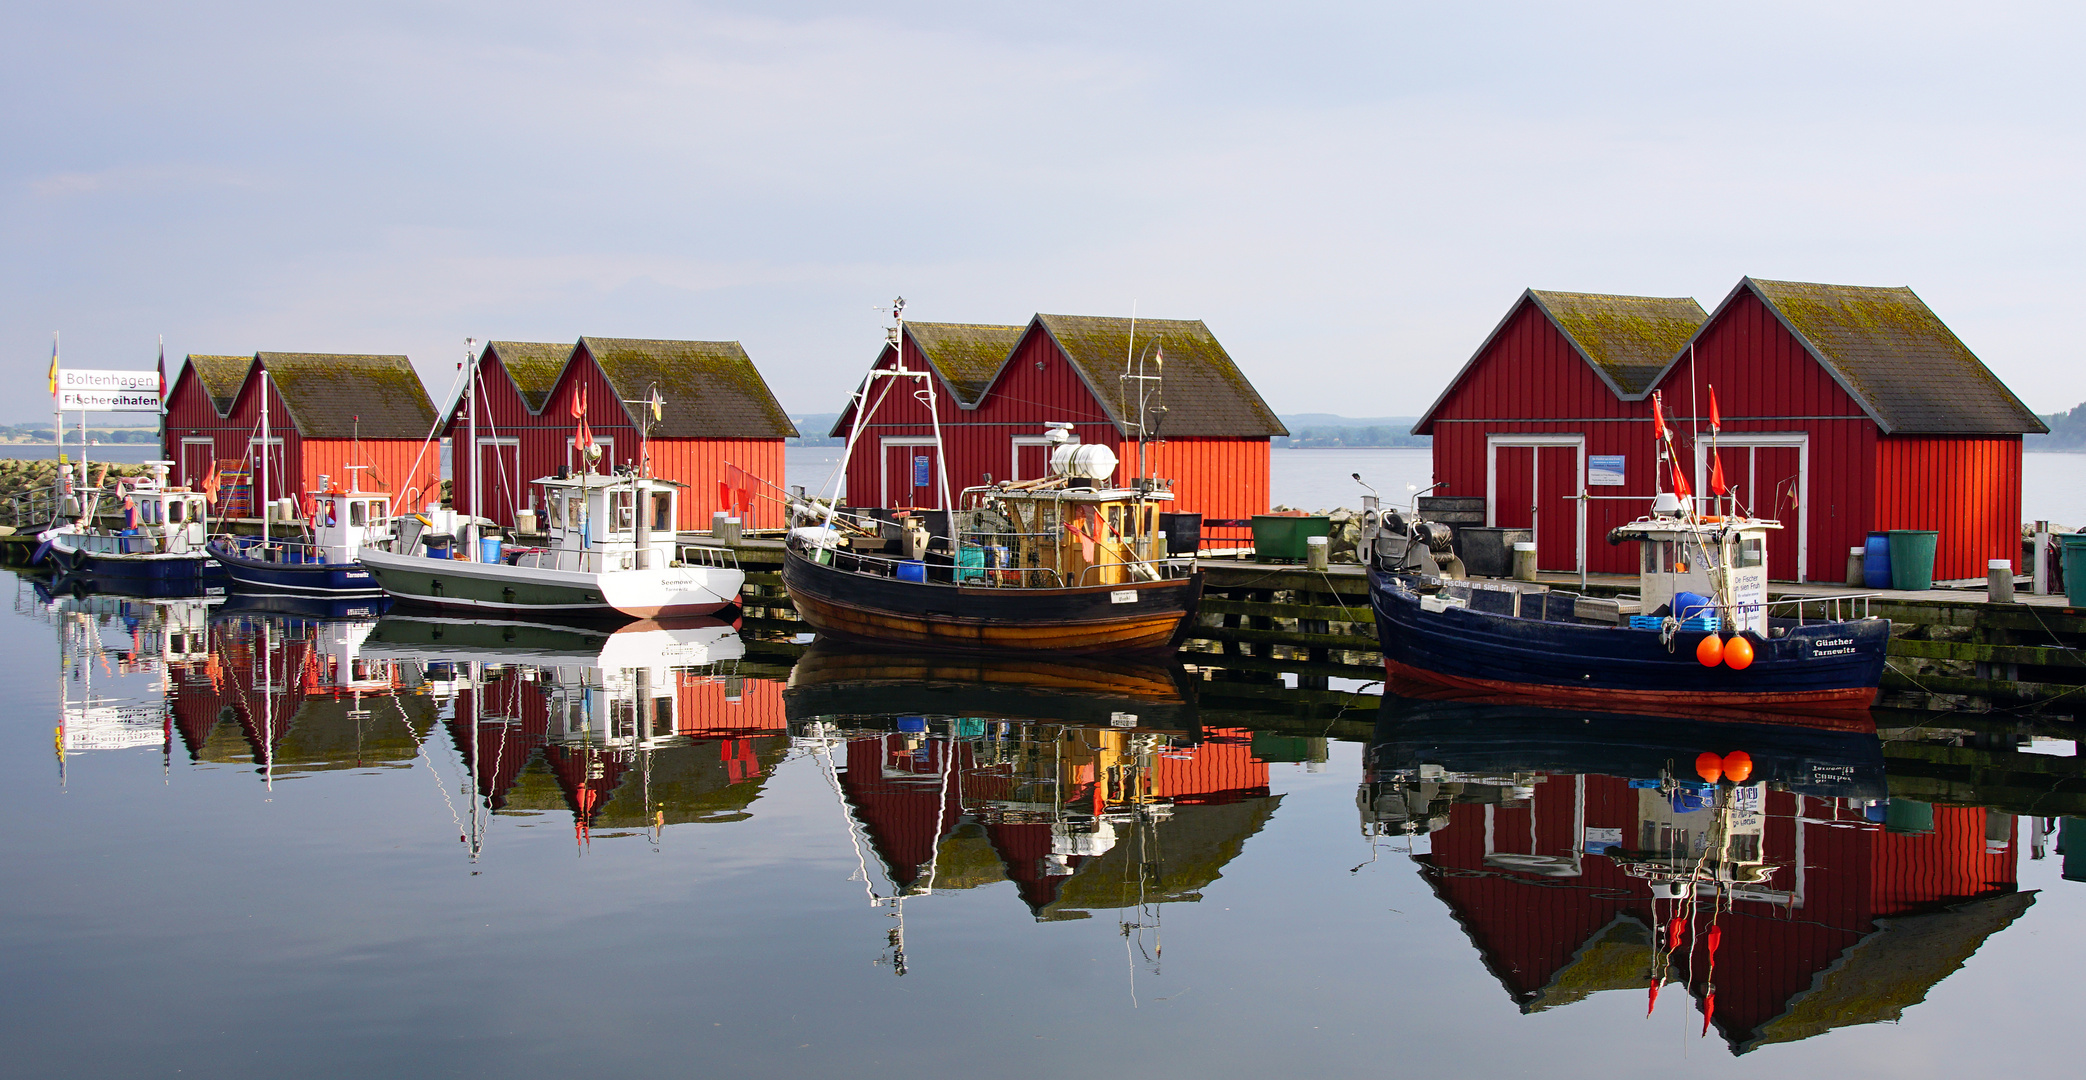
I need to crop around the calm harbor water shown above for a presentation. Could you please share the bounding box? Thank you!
[3,578,2082,1078]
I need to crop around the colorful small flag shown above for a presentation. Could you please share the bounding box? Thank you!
[157,338,167,403]
[48,335,59,397]
[1708,385,1721,431]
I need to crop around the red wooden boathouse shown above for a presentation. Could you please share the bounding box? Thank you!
[161,354,253,490]
[832,314,1287,544]
[447,337,797,531]
[162,352,442,516]
[1417,279,2046,582]
[1416,766,2027,1053]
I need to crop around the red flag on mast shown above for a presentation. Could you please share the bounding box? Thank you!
[1653,392,1669,441]
[1708,385,1722,432]
[1709,451,1729,496]
[572,385,596,458]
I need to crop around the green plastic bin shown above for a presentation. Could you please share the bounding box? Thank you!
[1251,515,1331,562]
[2063,533,2086,607]
[1887,529,1939,591]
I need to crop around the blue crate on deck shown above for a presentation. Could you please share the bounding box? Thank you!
[1629,613,1721,632]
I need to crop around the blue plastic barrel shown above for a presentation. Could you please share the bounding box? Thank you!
[1862,532,1893,589]
[896,560,927,583]
[480,537,503,564]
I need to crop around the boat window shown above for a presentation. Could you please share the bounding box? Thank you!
[652,492,673,531]
[1642,542,1663,574]
[613,491,635,532]
[547,494,565,527]
[1107,505,1122,535]
[349,501,367,527]
[1740,536,1764,567]
[167,500,184,524]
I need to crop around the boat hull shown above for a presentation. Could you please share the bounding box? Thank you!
[359,546,742,619]
[208,540,384,598]
[46,541,226,585]
[781,547,1201,654]
[783,641,1197,730]
[1368,569,1889,717]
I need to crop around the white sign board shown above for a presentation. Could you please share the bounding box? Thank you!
[57,368,160,412]
[1588,454,1626,486]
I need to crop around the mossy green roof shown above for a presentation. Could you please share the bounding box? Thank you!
[1415,290,1707,433]
[1528,291,1708,396]
[484,341,573,413]
[257,352,439,440]
[1032,314,1287,437]
[1028,795,1282,921]
[184,354,254,416]
[1740,890,2034,1054]
[578,337,798,439]
[1739,278,2047,435]
[906,322,1026,405]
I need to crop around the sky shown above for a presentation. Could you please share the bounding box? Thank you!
[6,1,2083,424]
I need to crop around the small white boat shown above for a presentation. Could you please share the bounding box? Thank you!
[359,471,743,619]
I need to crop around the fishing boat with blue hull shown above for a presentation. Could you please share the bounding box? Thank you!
[207,478,393,599]
[37,462,226,587]
[1362,490,1889,717]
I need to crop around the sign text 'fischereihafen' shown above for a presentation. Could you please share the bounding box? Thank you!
[57,369,161,412]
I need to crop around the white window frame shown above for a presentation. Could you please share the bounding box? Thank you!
[179,437,215,489]
[1011,436,1054,483]
[246,436,287,504]
[567,435,614,472]
[880,436,940,507]
[1695,432,1808,581]
[1485,434,1586,575]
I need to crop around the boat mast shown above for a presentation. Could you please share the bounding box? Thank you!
[260,367,270,545]
[466,338,480,562]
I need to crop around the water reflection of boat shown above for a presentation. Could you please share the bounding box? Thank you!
[782,642,1196,731]
[1358,692,2030,1057]
[789,653,1277,974]
[360,613,743,668]
[45,567,227,602]
[218,590,391,621]
[1363,693,1886,806]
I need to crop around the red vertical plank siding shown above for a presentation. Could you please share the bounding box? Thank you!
[1874,435,2023,582]
[1426,302,1641,575]
[298,439,443,513]
[673,674,787,738]
[835,330,1270,533]
[449,351,789,530]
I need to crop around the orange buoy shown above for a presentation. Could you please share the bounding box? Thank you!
[1722,750,1754,782]
[1696,634,1725,667]
[1695,751,1723,783]
[1724,634,1755,670]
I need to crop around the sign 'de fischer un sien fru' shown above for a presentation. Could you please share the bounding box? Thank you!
[57,369,160,412]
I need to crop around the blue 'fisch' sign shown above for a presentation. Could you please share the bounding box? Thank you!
[914,455,931,488]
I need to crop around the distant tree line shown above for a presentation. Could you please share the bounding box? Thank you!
[2027,403,2086,451]
[0,423,160,444]
[1274,424,1430,448]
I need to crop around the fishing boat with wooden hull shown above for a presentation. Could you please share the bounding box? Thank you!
[782,642,1197,730]
[1366,500,1888,716]
[783,297,1201,655]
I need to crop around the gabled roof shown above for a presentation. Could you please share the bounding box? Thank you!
[256,353,438,440]
[577,337,797,440]
[906,322,1026,406]
[1030,314,1287,437]
[1532,291,1708,396]
[483,341,573,413]
[1673,278,2046,436]
[183,354,254,416]
[1414,290,1706,432]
